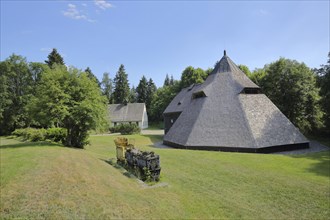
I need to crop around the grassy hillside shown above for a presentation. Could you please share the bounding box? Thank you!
[1,135,329,219]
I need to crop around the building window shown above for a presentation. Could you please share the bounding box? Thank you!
[242,88,260,94]
[192,91,206,99]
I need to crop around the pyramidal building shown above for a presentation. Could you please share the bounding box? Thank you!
[163,51,309,153]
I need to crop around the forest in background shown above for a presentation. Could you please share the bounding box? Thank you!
[1,49,329,147]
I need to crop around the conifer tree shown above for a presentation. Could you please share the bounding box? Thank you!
[129,86,137,103]
[113,64,130,104]
[136,75,148,103]
[101,72,113,104]
[164,74,170,86]
[45,48,65,67]
[147,78,157,108]
[169,75,174,85]
[85,67,100,87]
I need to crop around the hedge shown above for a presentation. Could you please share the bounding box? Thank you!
[109,123,141,135]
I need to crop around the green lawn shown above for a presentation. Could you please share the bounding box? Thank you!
[1,135,329,219]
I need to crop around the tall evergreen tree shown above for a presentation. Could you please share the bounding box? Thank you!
[169,75,175,85]
[45,48,65,68]
[146,78,157,118]
[147,78,157,107]
[85,67,101,87]
[136,75,148,103]
[129,86,137,103]
[113,64,130,104]
[164,74,170,86]
[101,72,112,104]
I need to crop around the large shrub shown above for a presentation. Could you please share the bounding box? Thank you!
[46,127,66,143]
[109,124,141,135]
[12,127,66,143]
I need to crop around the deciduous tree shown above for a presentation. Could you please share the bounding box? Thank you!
[261,58,323,133]
[32,65,108,148]
[180,66,207,88]
[315,52,330,134]
[238,64,252,77]
[0,54,34,134]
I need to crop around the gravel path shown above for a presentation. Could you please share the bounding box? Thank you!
[141,130,164,135]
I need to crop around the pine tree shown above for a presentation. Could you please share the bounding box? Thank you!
[147,78,157,108]
[45,48,65,68]
[129,86,137,103]
[136,75,148,103]
[113,64,130,104]
[101,72,112,104]
[164,74,170,86]
[85,67,100,87]
[169,75,174,85]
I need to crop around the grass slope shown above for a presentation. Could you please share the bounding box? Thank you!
[1,135,329,219]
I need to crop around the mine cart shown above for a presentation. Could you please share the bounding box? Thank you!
[114,137,161,182]
[125,149,161,181]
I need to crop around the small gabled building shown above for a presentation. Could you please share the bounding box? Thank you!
[163,51,309,153]
[109,103,148,129]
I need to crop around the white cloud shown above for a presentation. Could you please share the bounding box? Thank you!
[82,3,87,7]
[94,0,112,10]
[62,3,96,22]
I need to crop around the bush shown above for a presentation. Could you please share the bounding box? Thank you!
[12,127,66,143]
[12,128,46,141]
[46,128,66,143]
[11,129,26,138]
[109,123,141,135]
[29,128,47,142]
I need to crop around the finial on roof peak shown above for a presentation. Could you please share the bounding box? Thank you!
[224,50,227,56]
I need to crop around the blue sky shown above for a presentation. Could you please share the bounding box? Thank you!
[1,1,329,87]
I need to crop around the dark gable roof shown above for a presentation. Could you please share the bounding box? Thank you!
[163,52,308,150]
[109,103,145,122]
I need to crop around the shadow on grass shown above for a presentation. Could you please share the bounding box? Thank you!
[0,140,63,149]
[141,134,163,148]
[289,151,330,177]
[101,158,136,179]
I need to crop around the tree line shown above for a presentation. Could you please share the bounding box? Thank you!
[1,48,329,147]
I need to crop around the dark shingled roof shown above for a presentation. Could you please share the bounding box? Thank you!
[109,103,146,122]
[163,51,309,152]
